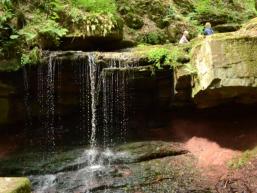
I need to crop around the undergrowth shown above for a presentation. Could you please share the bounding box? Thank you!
[147,47,172,69]
[192,0,257,23]
[146,44,192,70]
[0,0,119,70]
[74,0,117,14]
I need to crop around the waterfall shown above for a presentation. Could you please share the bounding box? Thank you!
[36,64,44,152]
[36,55,57,152]
[31,52,136,193]
[101,57,137,146]
[74,53,134,192]
[76,53,99,147]
[46,56,56,151]
[24,52,134,150]
[88,53,98,147]
[77,57,90,143]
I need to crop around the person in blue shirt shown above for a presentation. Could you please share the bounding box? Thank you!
[203,22,214,36]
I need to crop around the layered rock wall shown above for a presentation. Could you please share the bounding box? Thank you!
[191,19,257,107]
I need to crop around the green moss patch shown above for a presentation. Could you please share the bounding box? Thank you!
[228,147,257,169]
[0,177,31,193]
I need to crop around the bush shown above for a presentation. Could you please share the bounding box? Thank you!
[18,13,68,47]
[193,0,257,24]
[147,48,172,69]
[21,47,42,66]
[146,45,192,69]
[139,32,167,45]
[0,0,121,70]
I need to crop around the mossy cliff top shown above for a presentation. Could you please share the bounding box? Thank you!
[0,0,123,69]
[0,0,257,71]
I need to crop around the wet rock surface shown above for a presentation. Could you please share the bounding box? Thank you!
[114,141,188,163]
[0,147,86,176]
[0,141,212,193]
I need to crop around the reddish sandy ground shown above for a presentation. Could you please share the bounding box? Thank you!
[143,105,257,191]
[185,137,257,192]
[185,137,240,180]
[168,106,257,192]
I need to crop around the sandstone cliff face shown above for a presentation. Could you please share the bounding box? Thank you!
[191,18,257,108]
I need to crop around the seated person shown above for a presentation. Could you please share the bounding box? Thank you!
[179,30,189,44]
[203,22,214,36]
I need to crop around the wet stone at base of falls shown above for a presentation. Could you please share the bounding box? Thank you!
[0,142,186,176]
[0,141,212,193]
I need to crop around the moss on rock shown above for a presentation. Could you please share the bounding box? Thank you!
[0,177,31,193]
[191,18,257,108]
[123,13,144,29]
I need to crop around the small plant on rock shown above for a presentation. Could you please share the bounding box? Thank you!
[147,48,172,69]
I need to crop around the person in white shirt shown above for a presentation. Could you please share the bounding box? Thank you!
[179,31,189,44]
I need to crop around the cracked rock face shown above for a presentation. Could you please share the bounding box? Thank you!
[191,19,257,108]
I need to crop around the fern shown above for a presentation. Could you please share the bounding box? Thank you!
[21,47,41,66]
[73,0,117,14]
[147,48,172,69]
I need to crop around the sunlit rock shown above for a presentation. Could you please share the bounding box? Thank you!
[192,18,257,108]
[0,177,31,193]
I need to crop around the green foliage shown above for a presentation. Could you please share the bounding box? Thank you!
[18,13,68,46]
[0,0,14,42]
[140,32,167,45]
[73,0,117,14]
[0,0,12,7]
[67,7,119,37]
[228,147,257,169]
[0,0,121,70]
[1,0,257,71]
[147,48,172,69]
[145,44,193,69]
[0,8,13,25]
[0,0,68,68]
[21,47,41,66]
[193,0,257,23]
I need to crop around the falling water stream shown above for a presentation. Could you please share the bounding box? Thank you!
[88,53,97,148]
[46,56,56,152]
[30,52,135,193]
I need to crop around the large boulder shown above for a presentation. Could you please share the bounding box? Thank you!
[192,18,257,108]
